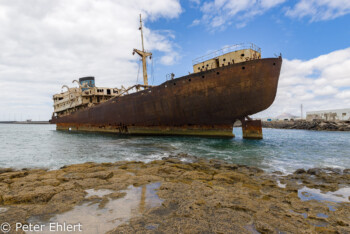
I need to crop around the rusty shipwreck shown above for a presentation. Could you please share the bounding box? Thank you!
[51,15,282,138]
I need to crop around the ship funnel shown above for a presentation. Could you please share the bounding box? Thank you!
[79,76,95,91]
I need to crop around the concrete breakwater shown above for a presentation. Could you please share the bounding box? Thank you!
[0,121,50,124]
[0,155,349,233]
[263,120,350,131]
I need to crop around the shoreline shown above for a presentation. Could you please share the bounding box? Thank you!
[262,120,350,131]
[1,155,349,233]
[0,121,50,124]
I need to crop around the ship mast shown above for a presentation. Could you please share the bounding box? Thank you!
[133,14,152,86]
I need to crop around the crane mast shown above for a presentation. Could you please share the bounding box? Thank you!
[133,14,152,86]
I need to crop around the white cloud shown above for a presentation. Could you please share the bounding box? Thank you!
[192,0,285,30]
[189,19,201,27]
[0,0,182,121]
[286,0,350,21]
[256,47,350,118]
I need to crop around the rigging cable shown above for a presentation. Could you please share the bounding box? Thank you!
[151,56,154,85]
[136,59,141,84]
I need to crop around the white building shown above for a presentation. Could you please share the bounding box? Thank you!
[306,108,350,121]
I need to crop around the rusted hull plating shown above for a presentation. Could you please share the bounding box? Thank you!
[241,119,263,139]
[52,57,282,137]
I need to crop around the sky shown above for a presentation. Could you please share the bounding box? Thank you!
[0,0,350,121]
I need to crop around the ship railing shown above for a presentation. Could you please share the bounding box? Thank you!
[111,84,153,99]
[192,43,261,65]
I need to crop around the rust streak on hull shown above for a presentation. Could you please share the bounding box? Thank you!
[52,57,282,137]
[242,119,263,139]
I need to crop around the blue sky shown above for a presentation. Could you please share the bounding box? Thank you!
[147,0,350,83]
[0,0,349,120]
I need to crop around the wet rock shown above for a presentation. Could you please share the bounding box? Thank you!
[88,171,114,180]
[307,168,321,175]
[0,168,14,174]
[294,169,306,174]
[273,171,283,175]
[3,185,59,204]
[343,169,350,174]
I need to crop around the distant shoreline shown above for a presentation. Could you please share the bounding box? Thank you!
[262,119,350,131]
[0,121,50,124]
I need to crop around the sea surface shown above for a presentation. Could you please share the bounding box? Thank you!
[0,124,349,173]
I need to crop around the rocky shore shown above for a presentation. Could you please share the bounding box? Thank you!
[263,120,350,131]
[0,155,349,233]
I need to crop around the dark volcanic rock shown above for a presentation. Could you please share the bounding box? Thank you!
[294,168,306,174]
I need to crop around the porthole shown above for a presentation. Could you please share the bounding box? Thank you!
[242,66,245,70]
[189,79,191,82]
[216,72,220,75]
[223,58,226,61]
[273,63,276,66]
[202,75,205,78]
[173,83,176,85]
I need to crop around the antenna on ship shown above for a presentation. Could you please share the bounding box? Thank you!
[301,104,303,119]
[133,14,152,86]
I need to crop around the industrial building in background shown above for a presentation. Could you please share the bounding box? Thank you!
[306,108,350,121]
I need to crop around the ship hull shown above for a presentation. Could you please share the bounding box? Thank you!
[52,57,282,137]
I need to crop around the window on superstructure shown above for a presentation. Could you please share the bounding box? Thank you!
[107,89,111,95]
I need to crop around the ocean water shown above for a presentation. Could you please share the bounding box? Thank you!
[0,124,349,173]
